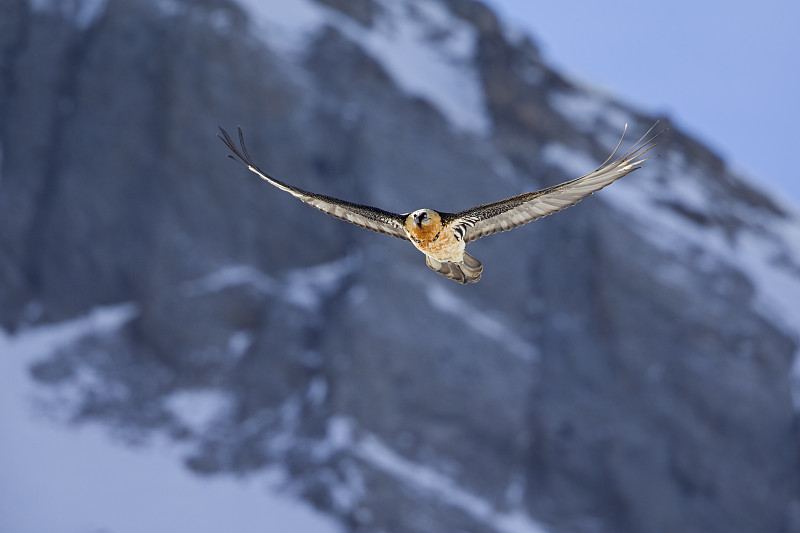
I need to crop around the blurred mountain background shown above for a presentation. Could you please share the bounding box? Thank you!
[1,1,800,532]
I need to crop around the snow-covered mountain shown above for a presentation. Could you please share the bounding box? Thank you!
[2,0,800,532]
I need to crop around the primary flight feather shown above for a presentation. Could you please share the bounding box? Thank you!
[219,123,664,284]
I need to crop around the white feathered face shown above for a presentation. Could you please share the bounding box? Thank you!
[405,209,442,242]
[412,209,433,227]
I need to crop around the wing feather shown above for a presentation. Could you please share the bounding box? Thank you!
[219,127,408,240]
[445,122,665,243]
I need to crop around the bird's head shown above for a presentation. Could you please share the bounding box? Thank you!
[412,209,434,228]
[406,209,442,242]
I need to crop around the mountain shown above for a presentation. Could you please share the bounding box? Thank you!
[2,0,800,532]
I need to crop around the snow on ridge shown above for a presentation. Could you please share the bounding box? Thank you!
[0,302,138,359]
[542,142,712,217]
[425,284,539,362]
[0,308,342,533]
[180,264,278,296]
[233,0,490,135]
[355,429,549,533]
[310,415,549,532]
[284,253,361,311]
[545,138,800,407]
[0,303,138,421]
[602,145,800,342]
[180,253,360,313]
[364,0,490,135]
[233,0,329,56]
[549,88,632,134]
[540,142,599,179]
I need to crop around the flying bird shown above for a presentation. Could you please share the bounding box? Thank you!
[219,123,663,284]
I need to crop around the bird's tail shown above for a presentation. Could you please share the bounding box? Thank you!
[426,253,483,284]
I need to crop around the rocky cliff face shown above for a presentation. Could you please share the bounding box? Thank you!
[2,1,800,532]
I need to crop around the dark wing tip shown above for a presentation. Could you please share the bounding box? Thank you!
[237,126,255,164]
[218,124,257,168]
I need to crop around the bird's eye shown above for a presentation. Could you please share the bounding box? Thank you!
[421,213,427,219]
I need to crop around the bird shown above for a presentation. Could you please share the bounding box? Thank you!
[218,123,664,284]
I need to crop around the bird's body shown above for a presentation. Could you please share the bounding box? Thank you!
[219,123,664,284]
[405,209,462,261]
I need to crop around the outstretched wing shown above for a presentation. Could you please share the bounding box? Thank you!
[219,126,409,240]
[443,122,665,243]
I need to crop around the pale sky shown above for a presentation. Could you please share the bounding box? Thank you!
[486,1,800,204]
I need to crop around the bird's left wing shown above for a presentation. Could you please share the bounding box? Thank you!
[219,127,409,240]
[443,122,665,243]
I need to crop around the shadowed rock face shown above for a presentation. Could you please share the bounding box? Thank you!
[2,1,799,532]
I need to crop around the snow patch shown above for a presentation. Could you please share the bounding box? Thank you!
[309,414,548,530]
[311,415,355,462]
[653,151,713,212]
[0,303,139,424]
[228,330,254,358]
[549,88,632,133]
[328,416,356,449]
[1,305,340,533]
[233,0,490,135]
[181,254,359,313]
[0,303,137,419]
[426,284,539,362]
[361,0,490,134]
[0,303,137,358]
[731,220,800,335]
[166,390,232,434]
[234,0,329,56]
[181,264,278,296]
[284,254,360,312]
[355,433,549,533]
[541,142,600,178]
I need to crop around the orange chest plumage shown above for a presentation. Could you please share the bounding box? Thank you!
[410,228,464,262]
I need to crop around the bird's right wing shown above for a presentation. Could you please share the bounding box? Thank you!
[444,122,665,243]
[219,127,409,240]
